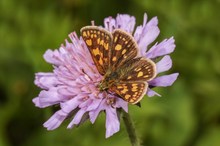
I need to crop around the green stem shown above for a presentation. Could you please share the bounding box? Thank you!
[122,110,140,146]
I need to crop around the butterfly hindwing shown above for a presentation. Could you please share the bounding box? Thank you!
[110,81,148,104]
[110,29,138,71]
[81,26,113,75]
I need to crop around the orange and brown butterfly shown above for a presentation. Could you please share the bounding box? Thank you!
[80,26,156,104]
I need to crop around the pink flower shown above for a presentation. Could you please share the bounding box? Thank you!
[33,13,178,138]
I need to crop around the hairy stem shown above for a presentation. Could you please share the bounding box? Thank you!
[122,110,140,146]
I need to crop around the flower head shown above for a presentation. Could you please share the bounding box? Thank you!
[33,13,178,138]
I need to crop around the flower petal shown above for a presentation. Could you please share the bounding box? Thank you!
[105,107,120,138]
[146,88,161,97]
[89,99,106,124]
[115,98,128,112]
[146,37,175,59]
[60,95,80,113]
[104,16,116,32]
[149,73,179,87]
[135,16,160,55]
[115,14,136,33]
[43,110,67,130]
[67,109,87,128]
[156,55,172,74]
[43,49,63,66]
[134,13,148,41]
[34,72,59,89]
[34,87,67,108]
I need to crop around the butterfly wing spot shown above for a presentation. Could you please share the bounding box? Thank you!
[99,58,103,65]
[117,86,123,89]
[121,88,128,94]
[135,68,141,72]
[137,71,143,77]
[86,39,92,46]
[132,88,137,92]
[132,83,137,86]
[97,38,100,44]
[104,43,109,50]
[100,40,104,45]
[100,52,103,58]
[115,44,122,51]
[131,84,138,91]
[112,56,117,62]
[82,31,87,37]
[129,99,134,103]
[122,49,127,55]
[114,36,118,42]
[92,48,100,56]
[125,94,131,99]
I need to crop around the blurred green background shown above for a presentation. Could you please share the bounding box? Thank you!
[0,0,220,146]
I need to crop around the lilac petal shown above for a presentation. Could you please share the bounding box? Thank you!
[32,97,40,107]
[67,109,86,128]
[137,17,160,55]
[146,88,161,97]
[105,107,120,138]
[57,87,79,96]
[89,99,106,124]
[43,110,67,130]
[156,55,172,74]
[35,87,66,108]
[79,98,93,109]
[149,73,179,87]
[146,37,175,59]
[60,96,80,113]
[115,14,136,33]
[115,98,128,112]
[43,49,63,66]
[104,17,116,32]
[134,13,148,41]
[34,72,59,89]
[86,97,102,111]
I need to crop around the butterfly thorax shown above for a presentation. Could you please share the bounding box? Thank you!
[98,71,119,91]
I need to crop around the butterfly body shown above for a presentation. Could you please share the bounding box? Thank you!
[81,26,156,104]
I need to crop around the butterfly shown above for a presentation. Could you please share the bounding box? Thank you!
[81,26,156,104]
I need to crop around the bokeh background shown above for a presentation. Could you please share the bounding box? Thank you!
[0,0,220,146]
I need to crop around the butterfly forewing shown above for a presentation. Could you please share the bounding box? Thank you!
[81,26,113,75]
[110,82,148,104]
[117,57,156,82]
[110,29,138,71]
